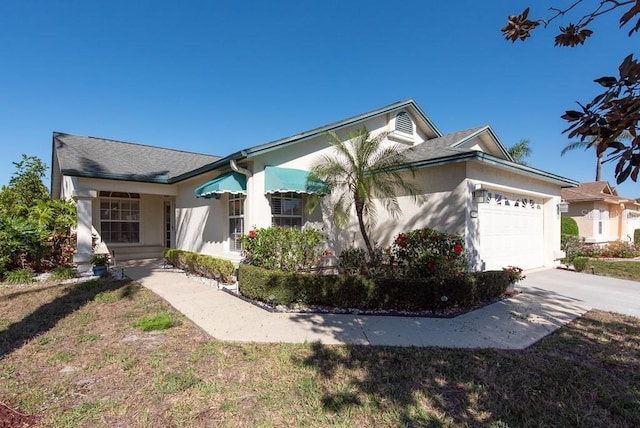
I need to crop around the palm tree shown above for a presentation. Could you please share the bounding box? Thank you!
[309,127,424,257]
[507,139,532,165]
[561,132,632,181]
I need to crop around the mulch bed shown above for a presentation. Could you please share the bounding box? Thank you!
[0,402,40,428]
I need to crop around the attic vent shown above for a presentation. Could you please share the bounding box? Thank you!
[395,112,413,135]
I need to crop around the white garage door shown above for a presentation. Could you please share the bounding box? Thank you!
[478,191,544,270]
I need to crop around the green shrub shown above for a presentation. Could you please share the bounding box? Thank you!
[238,227,325,272]
[573,257,589,272]
[561,217,579,236]
[561,235,582,263]
[238,264,509,312]
[338,248,368,275]
[392,228,466,279]
[163,248,235,283]
[2,269,34,284]
[635,229,640,245]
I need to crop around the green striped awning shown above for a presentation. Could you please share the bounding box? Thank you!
[264,166,328,194]
[194,171,246,199]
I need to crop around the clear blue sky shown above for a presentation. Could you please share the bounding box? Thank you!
[1,1,637,196]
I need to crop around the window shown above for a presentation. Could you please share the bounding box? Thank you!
[598,209,608,235]
[229,194,245,252]
[99,192,140,243]
[395,112,413,135]
[270,192,303,228]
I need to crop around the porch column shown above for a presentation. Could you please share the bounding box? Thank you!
[73,189,97,270]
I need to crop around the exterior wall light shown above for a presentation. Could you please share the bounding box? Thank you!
[473,189,488,204]
[557,200,569,213]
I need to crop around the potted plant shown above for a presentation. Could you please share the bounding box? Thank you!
[90,253,110,276]
[503,265,526,292]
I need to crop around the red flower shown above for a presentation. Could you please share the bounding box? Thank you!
[323,250,331,256]
[248,230,256,238]
[427,262,436,269]
[430,234,439,240]
[395,234,407,248]
[453,244,463,254]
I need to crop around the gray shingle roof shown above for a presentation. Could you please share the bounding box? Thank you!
[401,126,487,163]
[53,132,221,183]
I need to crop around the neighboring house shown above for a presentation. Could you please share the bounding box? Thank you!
[51,100,578,271]
[561,181,640,244]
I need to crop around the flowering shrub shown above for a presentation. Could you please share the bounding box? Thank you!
[392,228,467,279]
[503,266,526,283]
[601,240,640,258]
[238,227,325,272]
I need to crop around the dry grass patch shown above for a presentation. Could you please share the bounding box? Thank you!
[0,276,638,427]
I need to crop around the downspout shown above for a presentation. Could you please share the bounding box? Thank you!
[230,159,252,178]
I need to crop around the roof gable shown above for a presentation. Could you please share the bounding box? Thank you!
[561,181,630,203]
[450,126,512,160]
[202,99,443,171]
[401,126,512,164]
[53,132,221,184]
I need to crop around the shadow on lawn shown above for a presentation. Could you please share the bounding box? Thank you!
[296,311,640,426]
[0,278,138,359]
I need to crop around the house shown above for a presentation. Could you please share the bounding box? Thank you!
[561,181,640,244]
[51,100,578,272]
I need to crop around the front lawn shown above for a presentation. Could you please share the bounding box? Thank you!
[1,277,639,426]
[583,259,640,281]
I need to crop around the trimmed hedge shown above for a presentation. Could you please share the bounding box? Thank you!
[561,217,579,236]
[573,257,589,272]
[238,264,510,312]
[164,248,236,283]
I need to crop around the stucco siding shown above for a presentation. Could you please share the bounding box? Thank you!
[337,163,467,252]
[566,202,596,241]
[175,173,229,256]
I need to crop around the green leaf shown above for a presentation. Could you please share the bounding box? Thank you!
[607,141,627,150]
[617,164,633,184]
[594,76,617,87]
[562,110,583,120]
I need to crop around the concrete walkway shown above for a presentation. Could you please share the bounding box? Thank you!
[121,260,638,349]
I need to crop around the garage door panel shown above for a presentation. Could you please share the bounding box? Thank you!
[478,194,544,270]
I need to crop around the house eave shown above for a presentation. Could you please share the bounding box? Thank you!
[169,150,248,183]
[473,152,579,187]
[60,169,172,185]
[410,152,578,187]
[174,100,444,181]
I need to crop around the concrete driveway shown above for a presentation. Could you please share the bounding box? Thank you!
[521,268,640,318]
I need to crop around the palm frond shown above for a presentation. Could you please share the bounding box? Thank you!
[561,140,594,156]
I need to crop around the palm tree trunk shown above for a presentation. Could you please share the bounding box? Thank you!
[596,153,603,181]
[355,202,374,257]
